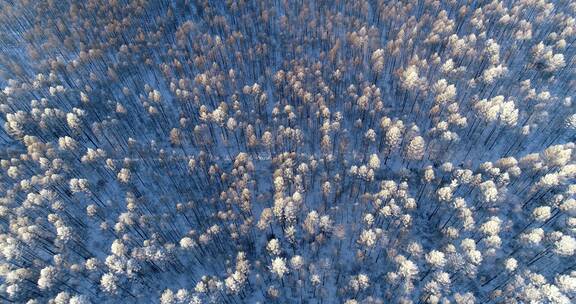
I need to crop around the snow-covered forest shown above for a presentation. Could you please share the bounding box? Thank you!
[0,0,575,303]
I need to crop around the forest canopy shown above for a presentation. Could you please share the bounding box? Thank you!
[0,0,575,303]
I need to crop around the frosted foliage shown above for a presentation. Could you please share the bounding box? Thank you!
[504,258,518,272]
[405,136,425,160]
[160,289,174,304]
[100,273,118,294]
[266,238,281,256]
[532,206,552,222]
[480,217,501,236]
[270,257,289,278]
[385,126,402,148]
[371,49,385,74]
[555,274,576,293]
[542,145,572,167]
[37,266,57,290]
[290,255,304,270]
[368,154,381,169]
[0,1,575,303]
[522,228,545,246]
[69,295,90,304]
[474,96,518,126]
[179,237,196,249]
[359,229,377,248]
[554,236,576,256]
[436,186,453,202]
[400,65,422,90]
[425,250,446,268]
[398,257,419,278]
[479,180,498,203]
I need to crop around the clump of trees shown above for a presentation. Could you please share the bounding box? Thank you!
[0,0,575,303]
